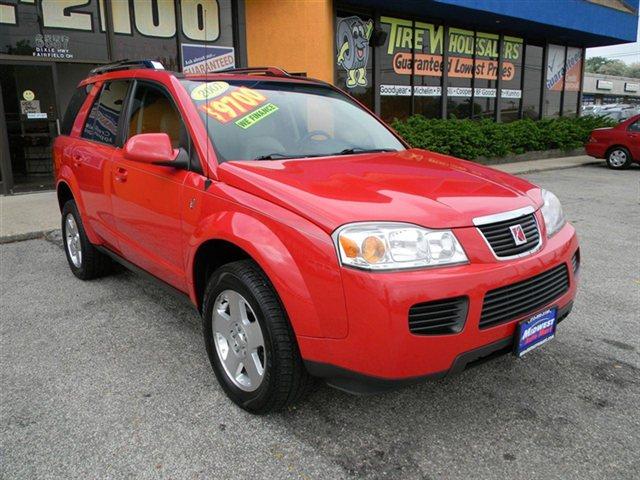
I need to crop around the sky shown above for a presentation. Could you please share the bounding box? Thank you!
[585,15,640,64]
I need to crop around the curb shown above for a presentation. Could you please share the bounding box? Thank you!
[0,229,58,245]
[500,160,601,176]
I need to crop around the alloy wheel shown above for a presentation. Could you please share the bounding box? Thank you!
[65,213,82,268]
[212,289,266,392]
[609,149,627,167]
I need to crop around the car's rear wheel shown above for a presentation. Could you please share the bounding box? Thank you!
[606,147,632,169]
[202,260,313,414]
[61,200,112,280]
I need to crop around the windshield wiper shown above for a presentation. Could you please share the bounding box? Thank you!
[254,152,328,160]
[337,147,398,155]
[254,153,296,160]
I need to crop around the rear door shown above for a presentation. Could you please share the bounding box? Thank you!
[110,80,197,291]
[73,79,131,250]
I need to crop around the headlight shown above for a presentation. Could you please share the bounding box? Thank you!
[540,189,566,237]
[333,222,468,270]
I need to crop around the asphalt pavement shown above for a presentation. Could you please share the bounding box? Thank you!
[1,163,639,479]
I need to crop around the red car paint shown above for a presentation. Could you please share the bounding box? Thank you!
[54,67,579,382]
[585,114,640,163]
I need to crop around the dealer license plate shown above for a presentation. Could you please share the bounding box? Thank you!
[515,308,557,357]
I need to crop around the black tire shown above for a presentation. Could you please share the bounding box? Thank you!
[202,260,314,414]
[606,146,632,170]
[61,200,112,280]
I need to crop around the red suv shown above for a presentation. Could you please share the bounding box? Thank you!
[54,60,580,413]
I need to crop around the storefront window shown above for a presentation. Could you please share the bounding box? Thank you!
[379,16,412,122]
[563,47,582,117]
[473,31,498,119]
[413,21,444,118]
[500,36,523,122]
[335,12,375,110]
[522,43,543,119]
[544,44,565,118]
[446,27,474,119]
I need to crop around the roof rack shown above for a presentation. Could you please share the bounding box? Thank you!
[89,59,165,76]
[215,67,293,78]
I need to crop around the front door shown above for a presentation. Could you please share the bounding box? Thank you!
[0,63,59,193]
[627,118,640,160]
[110,80,190,291]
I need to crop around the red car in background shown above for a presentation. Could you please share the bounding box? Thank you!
[53,60,579,413]
[585,114,640,169]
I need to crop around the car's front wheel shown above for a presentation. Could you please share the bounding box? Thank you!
[202,260,313,414]
[606,147,632,169]
[61,200,112,280]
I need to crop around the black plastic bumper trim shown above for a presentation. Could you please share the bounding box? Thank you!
[304,301,573,395]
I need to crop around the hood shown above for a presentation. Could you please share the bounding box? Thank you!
[218,149,541,233]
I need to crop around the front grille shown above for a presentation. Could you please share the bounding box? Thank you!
[480,264,569,329]
[477,213,540,258]
[409,297,468,335]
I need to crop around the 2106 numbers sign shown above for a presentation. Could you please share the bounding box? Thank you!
[200,87,267,123]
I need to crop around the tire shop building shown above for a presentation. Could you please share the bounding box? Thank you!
[1,0,638,194]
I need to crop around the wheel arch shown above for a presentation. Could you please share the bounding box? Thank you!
[56,180,74,212]
[605,144,631,158]
[187,211,343,340]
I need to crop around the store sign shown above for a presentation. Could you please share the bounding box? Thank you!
[546,44,566,91]
[182,44,235,74]
[501,89,522,99]
[414,86,442,96]
[596,80,613,90]
[474,88,496,98]
[564,47,582,92]
[380,84,412,96]
[624,83,639,92]
[381,17,522,81]
[447,87,472,97]
[1,0,221,40]
[33,33,73,59]
[336,16,374,88]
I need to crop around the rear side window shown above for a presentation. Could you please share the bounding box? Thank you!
[82,80,130,145]
[61,85,91,136]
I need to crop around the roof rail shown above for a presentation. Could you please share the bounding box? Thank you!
[89,59,165,76]
[216,67,293,78]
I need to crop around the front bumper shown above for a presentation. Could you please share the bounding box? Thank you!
[298,216,579,390]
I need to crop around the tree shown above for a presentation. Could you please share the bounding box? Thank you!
[625,62,640,79]
[585,56,640,79]
[585,56,614,73]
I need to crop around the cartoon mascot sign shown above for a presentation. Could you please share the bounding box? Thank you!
[336,16,373,88]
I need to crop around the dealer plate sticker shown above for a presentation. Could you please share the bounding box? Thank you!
[516,308,557,357]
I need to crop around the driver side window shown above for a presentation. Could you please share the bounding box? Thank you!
[127,82,201,173]
[629,120,640,132]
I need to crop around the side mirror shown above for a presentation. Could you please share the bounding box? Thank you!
[123,133,187,168]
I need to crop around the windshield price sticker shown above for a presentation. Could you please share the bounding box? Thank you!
[200,87,267,123]
[191,81,230,101]
[235,103,279,129]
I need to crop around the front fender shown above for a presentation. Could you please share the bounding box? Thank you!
[186,206,348,340]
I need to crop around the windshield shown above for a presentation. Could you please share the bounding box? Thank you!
[181,79,405,162]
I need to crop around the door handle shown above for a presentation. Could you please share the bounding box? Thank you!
[115,167,128,183]
[72,154,84,167]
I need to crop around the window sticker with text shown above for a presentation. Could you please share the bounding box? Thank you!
[199,86,278,128]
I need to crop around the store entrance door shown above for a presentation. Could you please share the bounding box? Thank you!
[0,63,59,193]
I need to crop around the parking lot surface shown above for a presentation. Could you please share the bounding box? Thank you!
[1,163,639,479]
